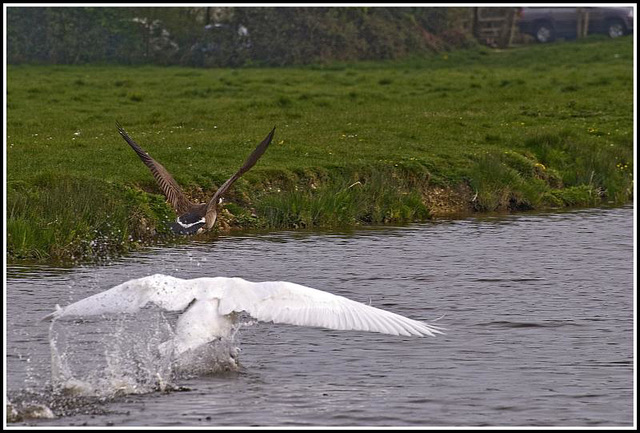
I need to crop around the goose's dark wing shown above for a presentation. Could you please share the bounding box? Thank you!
[206,126,276,215]
[117,122,193,215]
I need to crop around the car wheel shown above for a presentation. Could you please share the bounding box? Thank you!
[533,22,555,43]
[606,19,626,38]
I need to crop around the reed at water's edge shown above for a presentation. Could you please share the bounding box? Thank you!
[7,36,634,264]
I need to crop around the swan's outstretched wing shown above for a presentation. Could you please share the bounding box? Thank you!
[205,127,276,215]
[217,279,444,337]
[117,122,193,215]
[43,274,444,338]
[42,274,195,321]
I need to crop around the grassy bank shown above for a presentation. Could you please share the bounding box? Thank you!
[6,36,634,263]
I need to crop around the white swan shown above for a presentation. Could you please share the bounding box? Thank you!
[44,274,444,357]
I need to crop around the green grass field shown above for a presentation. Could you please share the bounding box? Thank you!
[7,36,634,263]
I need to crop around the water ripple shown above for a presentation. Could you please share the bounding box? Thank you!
[6,206,634,427]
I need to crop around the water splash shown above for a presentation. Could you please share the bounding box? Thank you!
[7,311,254,423]
[46,308,245,397]
[5,310,251,423]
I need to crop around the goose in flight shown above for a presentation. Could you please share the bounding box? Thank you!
[43,274,444,359]
[116,122,276,235]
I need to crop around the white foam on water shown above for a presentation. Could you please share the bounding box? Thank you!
[46,308,245,398]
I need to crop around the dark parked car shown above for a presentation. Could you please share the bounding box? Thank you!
[517,7,634,43]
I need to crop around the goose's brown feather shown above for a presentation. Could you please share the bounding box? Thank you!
[117,122,276,234]
[206,126,276,216]
[116,122,194,215]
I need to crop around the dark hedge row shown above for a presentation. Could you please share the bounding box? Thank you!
[7,7,476,67]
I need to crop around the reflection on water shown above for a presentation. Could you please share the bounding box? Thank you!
[5,205,634,426]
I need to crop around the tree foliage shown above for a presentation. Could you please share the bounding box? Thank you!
[7,6,475,66]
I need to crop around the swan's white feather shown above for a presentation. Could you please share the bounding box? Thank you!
[216,279,442,337]
[44,274,195,319]
[45,274,444,352]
